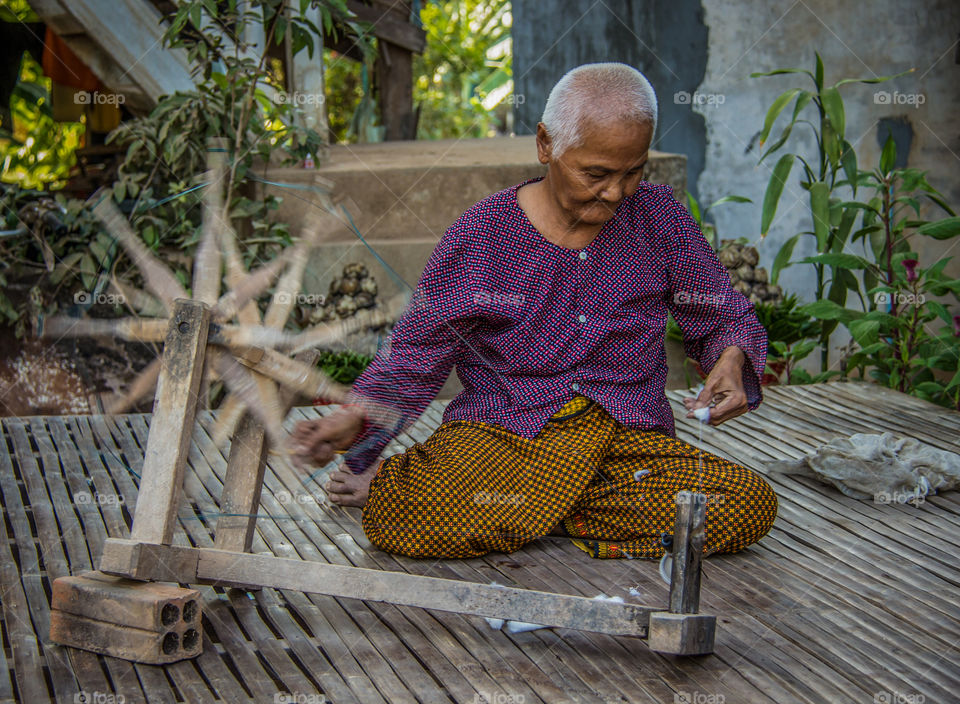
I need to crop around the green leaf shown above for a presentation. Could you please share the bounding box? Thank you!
[848,318,880,345]
[814,52,824,92]
[761,91,813,161]
[821,86,845,138]
[686,193,702,225]
[761,154,795,237]
[751,68,814,80]
[880,134,896,175]
[916,217,960,240]
[840,141,857,197]
[809,181,830,251]
[708,195,752,209]
[800,253,870,269]
[759,89,801,145]
[926,301,954,325]
[770,233,802,285]
[801,299,863,323]
[833,69,915,87]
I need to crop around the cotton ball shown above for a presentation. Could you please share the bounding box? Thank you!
[592,594,625,603]
[693,407,711,424]
[485,618,504,630]
[504,620,548,634]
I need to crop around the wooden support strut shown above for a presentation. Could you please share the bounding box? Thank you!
[128,300,211,545]
[647,491,717,655]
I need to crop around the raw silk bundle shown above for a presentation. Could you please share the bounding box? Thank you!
[766,432,960,502]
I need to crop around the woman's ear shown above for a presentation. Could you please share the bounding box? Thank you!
[535,123,552,165]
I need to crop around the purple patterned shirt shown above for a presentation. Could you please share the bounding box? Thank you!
[343,177,767,473]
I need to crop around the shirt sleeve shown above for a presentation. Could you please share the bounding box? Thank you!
[341,226,478,473]
[662,197,767,411]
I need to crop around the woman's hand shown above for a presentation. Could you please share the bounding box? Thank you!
[288,409,365,469]
[683,346,749,426]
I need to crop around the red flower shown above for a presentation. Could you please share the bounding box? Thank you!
[953,315,960,337]
[902,259,919,283]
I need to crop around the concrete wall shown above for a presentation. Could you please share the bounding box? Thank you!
[695,0,960,310]
[513,0,710,198]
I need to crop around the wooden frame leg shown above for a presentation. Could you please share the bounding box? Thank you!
[214,350,318,553]
[127,300,211,546]
[648,491,716,655]
[214,412,268,552]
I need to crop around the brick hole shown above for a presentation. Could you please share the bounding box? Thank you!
[161,603,180,627]
[182,628,200,651]
[162,632,179,655]
[182,599,199,622]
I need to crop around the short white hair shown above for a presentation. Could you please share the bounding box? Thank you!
[541,63,658,157]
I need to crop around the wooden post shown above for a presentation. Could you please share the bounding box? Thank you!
[647,491,716,655]
[127,300,211,546]
[377,40,416,140]
[669,491,707,613]
[214,351,319,553]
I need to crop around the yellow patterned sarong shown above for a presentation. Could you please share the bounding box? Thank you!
[362,396,778,559]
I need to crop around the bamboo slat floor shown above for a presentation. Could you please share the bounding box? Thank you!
[1,381,958,703]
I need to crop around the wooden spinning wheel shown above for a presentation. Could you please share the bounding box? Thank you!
[43,141,717,664]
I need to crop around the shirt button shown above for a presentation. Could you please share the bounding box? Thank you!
[579,251,587,260]
[572,382,580,391]
[578,314,587,323]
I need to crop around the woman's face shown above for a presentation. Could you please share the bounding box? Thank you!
[537,118,653,228]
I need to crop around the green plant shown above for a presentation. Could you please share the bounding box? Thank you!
[316,349,373,384]
[752,294,824,384]
[796,138,960,408]
[413,0,512,139]
[752,53,908,373]
[686,192,752,250]
[0,51,84,189]
[109,1,366,274]
[0,1,371,337]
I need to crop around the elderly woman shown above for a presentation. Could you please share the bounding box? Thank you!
[291,63,777,560]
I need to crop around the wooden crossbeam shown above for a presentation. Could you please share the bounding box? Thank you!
[100,539,652,638]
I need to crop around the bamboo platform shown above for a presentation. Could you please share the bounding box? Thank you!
[1,381,958,703]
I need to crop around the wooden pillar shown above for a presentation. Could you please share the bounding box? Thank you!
[377,40,416,140]
[647,491,716,655]
[668,491,708,613]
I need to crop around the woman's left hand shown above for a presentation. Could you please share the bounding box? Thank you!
[683,346,749,426]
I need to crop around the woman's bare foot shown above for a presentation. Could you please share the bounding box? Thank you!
[324,464,378,508]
